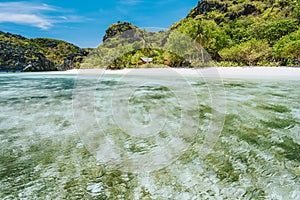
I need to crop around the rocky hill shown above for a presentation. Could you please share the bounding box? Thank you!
[82,22,174,69]
[103,21,138,42]
[0,31,89,71]
[171,0,300,66]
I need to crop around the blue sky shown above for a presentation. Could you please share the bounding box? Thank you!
[0,0,198,48]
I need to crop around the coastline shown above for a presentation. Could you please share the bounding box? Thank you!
[39,67,300,79]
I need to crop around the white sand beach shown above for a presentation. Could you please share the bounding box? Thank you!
[46,67,300,79]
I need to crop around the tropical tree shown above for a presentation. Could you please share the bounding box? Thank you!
[273,29,300,63]
[220,39,272,65]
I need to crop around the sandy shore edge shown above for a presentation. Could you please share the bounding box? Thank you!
[31,67,300,79]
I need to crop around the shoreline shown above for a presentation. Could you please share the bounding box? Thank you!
[2,67,300,79]
[47,67,300,79]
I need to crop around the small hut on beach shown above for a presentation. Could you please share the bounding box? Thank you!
[140,57,153,64]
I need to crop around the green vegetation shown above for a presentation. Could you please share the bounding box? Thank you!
[86,0,299,68]
[83,22,213,69]
[0,31,89,71]
[175,0,300,66]
[273,29,300,65]
[1,0,299,70]
[103,21,138,42]
[31,38,83,66]
[220,39,272,66]
[82,26,197,69]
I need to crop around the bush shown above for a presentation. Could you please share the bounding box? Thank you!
[273,29,300,60]
[220,39,272,65]
[251,19,299,44]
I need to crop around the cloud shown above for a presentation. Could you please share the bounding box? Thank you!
[0,2,83,29]
[0,13,52,29]
[0,2,57,12]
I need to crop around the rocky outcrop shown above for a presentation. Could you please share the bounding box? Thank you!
[187,1,258,21]
[241,4,257,15]
[57,49,89,71]
[188,1,228,18]
[103,22,138,42]
[0,39,56,71]
[229,4,258,20]
[23,55,56,72]
[0,31,89,71]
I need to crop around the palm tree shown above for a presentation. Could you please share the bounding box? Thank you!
[194,25,210,63]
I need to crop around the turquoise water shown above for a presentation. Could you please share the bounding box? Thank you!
[0,73,299,199]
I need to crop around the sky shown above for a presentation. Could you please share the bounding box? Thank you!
[0,0,198,48]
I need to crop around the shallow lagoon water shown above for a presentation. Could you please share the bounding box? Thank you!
[0,72,299,199]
